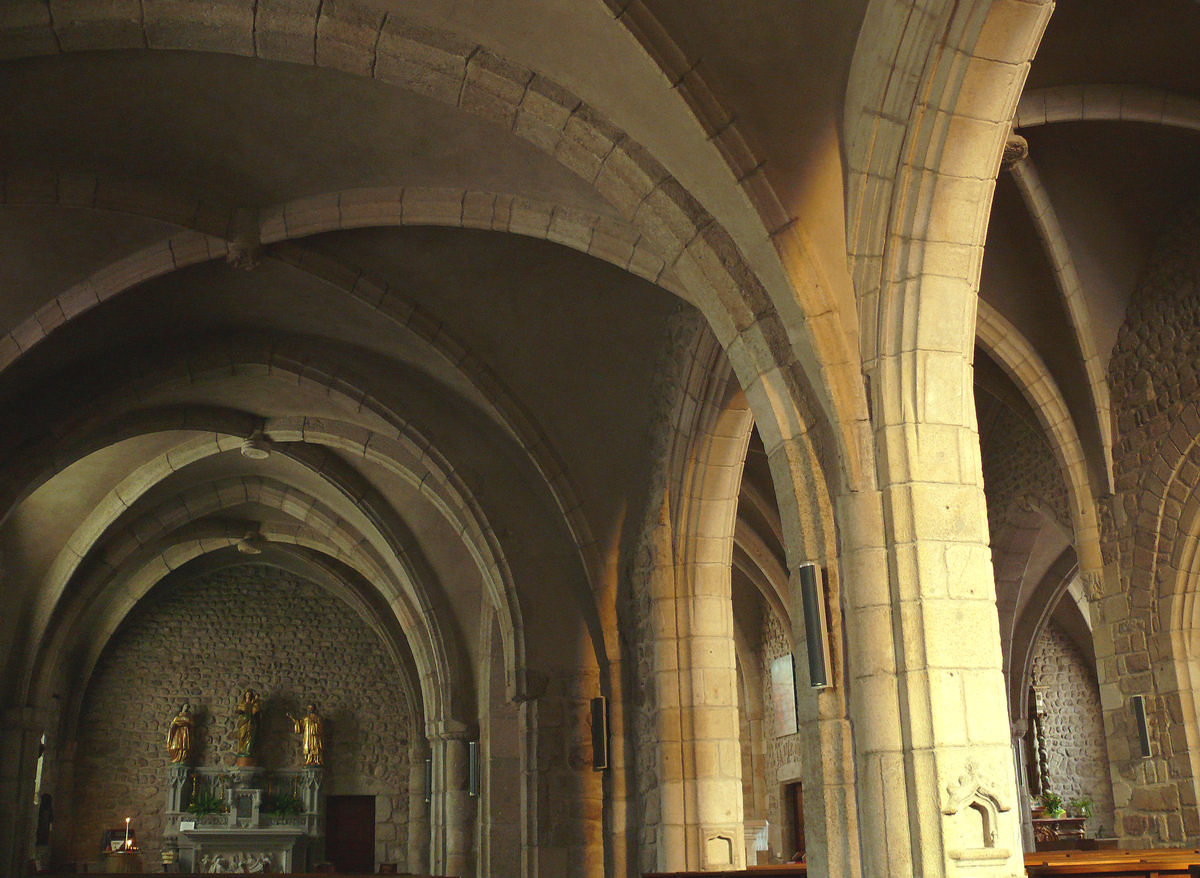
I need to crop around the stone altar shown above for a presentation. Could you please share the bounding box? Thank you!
[164,765,323,872]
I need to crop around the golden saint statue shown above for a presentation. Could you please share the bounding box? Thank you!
[288,703,325,766]
[235,689,261,761]
[166,704,193,763]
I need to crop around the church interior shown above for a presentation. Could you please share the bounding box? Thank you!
[2,1,1200,876]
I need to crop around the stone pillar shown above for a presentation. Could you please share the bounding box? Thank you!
[407,742,430,875]
[602,660,631,878]
[428,728,473,876]
[788,559,863,878]
[519,699,540,878]
[0,707,43,878]
[867,349,1025,877]
[1011,721,1035,852]
[649,541,744,871]
[838,486,915,875]
[52,740,76,871]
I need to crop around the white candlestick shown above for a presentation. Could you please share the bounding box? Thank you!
[124,817,130,850]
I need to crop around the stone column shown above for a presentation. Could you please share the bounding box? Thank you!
[788,560,863,878]
[838,486,915,875]
[407,742,430,875]
[0,707,43,878]
[428,728,473,876]
[602,660,631,878]
[866,348,1025,877]
[649,538,744,871]
[1011,721,1035,852]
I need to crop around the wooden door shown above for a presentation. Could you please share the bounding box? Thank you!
[325,795,376,873]
[789,782,806,860]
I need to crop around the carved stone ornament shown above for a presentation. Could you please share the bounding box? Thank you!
[200,851,273,873]
[1001,134,1029,170]
[943,760,1011,816]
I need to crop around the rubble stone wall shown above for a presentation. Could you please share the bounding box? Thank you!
[1105,198,1200,844]
[1031,623,1116,835]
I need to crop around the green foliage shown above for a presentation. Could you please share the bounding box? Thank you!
[1040,791,1066,818]
[262,792,306,815]
[186,790,226,816]
[1067,796,1094,819]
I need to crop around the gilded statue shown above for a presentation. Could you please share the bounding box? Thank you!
[288,703,325,766]
[166,704,193,764]
[235,689,261,761]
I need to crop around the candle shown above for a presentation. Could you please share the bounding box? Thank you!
[124,817,130,850]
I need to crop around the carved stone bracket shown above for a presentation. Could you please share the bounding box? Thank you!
[1001,134,1029,170]
[944,760,1012,816]
[1081,570,1104,601]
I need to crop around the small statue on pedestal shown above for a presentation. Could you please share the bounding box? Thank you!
[235,689,261,765]
[166,704,193,764]
[288,703,325,766]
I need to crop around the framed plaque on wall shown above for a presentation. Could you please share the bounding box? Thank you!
[770,654,799,737]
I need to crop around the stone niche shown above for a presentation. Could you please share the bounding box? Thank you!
[942,761,1013,869]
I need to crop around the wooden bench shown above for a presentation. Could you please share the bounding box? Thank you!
[37,873,455,877]
[1025,848,1200,877]
[643,851,1200,878]
[644,866,806,877]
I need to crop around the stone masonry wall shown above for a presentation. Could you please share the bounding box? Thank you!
[68,564,413,869]
[1105,198,1200,844]
[1031,623,1116,835]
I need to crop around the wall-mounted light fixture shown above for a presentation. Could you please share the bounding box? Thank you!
[468,741,479,797]
[1132,695,1152,758]
[798,563,831,689]
[591,696,608,771]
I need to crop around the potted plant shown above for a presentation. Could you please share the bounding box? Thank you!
[1040,791,1066,818]
[1067,796,1094,820]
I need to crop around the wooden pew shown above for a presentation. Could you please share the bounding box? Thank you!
[644,866,806,877]
[37,873,455,877]
[1025,848,1200,877]
[643,850,1200,878]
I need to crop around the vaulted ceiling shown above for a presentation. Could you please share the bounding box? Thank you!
[1,0,1197,731]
